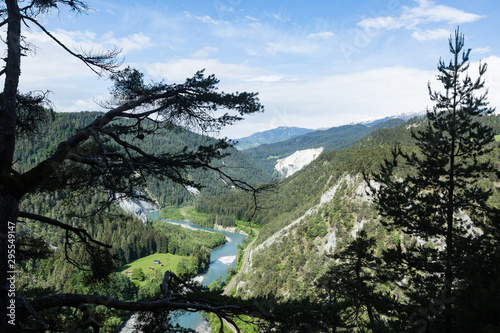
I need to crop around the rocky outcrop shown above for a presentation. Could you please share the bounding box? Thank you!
[117,194,159,224]
[274,147,324,178]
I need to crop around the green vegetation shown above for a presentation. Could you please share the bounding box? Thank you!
[367,29,500,333]
[121,253,184,283]
[152,219,226,254]
[159,206,185,221]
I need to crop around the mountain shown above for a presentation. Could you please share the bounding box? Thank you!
[350,110,426,126]
[234,126,315,150]
[241,118,405,177]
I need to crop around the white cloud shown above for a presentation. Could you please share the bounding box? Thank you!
[143,58,266,83]
[245,75,284,82]
[192,14,223,25]
[306,31,335,39]
[192,46,219,58]
[476,55,500,110]
[266,41,317,55]
[357,0,483,40]
[474,47,491,54]
[102,32,153,54]
[404,0,482,25]
[245,15,259,22]
[357,16,403,30]
[412,28,450,41]
[220,66,438,138]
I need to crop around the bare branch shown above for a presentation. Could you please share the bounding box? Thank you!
[66,153,105,168]
[22,293,248,321]
[21,15,121,76]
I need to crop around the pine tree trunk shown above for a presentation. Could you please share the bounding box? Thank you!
[0,1,22,331]
[0,0,20,173]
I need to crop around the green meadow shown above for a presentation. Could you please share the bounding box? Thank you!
[120,253,185,282]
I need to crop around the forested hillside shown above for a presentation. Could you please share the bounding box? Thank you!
[242,118,404,176]
[197,114,500,332]
[15,112,273,207]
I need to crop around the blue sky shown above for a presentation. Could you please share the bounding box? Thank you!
[13,0,500,138]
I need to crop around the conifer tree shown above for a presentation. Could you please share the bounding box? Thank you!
[367,28,499,333]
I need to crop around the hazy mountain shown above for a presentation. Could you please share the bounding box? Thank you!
[234,126,315,150]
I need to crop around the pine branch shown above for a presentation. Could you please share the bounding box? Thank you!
[18,211,111,249]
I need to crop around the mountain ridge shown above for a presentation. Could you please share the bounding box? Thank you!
[234,126,315,150]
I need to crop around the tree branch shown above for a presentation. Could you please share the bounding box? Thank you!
[22,293,247,321]
[21,15,121,76]
[18,211,111,249]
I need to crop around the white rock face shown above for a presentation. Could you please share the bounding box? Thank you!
[275,147,324,178]
[118,194,159,224]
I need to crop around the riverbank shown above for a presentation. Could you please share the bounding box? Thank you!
[213,223,248,235]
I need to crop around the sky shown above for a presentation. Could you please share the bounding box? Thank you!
[10,0,500,139]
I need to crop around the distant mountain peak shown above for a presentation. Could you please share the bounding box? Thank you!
[350,110,427,127]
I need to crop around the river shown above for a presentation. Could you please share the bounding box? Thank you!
[121,211,247,332]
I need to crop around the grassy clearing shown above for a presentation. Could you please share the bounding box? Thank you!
[495,135,500,142]
[160,205,210,225]
[120,253,185,284]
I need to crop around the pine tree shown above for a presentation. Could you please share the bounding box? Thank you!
[367,28,499,333]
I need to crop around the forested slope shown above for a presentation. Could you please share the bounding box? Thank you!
[197,115,500,331]
[234,126,315,150]
[15,112,273,206]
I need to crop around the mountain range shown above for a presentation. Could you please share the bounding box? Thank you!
[240,118,405,177]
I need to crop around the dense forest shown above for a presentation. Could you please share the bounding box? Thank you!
[14,112,273,207]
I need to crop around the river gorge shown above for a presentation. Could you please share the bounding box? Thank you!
[120,211,247,332]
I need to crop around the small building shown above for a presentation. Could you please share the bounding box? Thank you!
[159,263,164,267]
[125,270,133,275]
[149,267,154,270]
[154,260,161,264]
